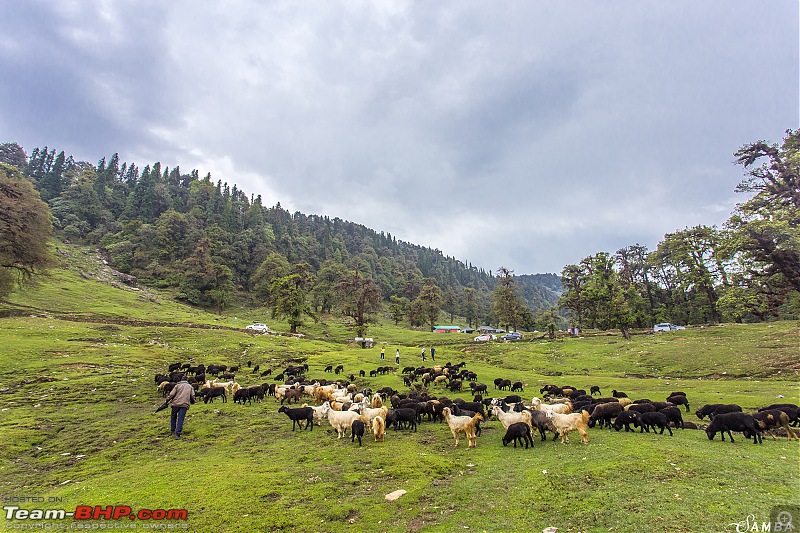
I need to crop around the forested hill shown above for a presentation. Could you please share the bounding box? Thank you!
[0,143,561,320]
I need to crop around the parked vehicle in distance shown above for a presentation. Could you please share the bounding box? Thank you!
[501,332,522,341]
[474,334,497,342]
[653,323,685,332]
[246,323,269,333]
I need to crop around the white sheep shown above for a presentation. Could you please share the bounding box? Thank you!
[531,397,572,415]
[327,409,362,438]
[491,405,533,429]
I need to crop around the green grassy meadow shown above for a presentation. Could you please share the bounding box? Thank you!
[1,247,798,532]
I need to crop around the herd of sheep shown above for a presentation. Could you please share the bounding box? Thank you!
[153,360,800,449]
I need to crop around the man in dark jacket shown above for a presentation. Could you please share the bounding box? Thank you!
[166,376,195,439]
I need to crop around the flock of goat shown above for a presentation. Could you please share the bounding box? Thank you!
[154,360,800,449]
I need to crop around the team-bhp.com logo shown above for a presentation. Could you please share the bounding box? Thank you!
[5,505,188,521]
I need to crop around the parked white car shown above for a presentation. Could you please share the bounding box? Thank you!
[474,334,497,342]
[653,323,685,332]
[246,323,269,333]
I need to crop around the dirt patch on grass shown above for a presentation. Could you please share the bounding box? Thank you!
[407,513,439,532]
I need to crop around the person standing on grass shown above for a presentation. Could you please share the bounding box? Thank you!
[431,346,435,361]
[395,349,400,365]
[380,346,385,360]
[421,347,426,362]
[166,375,195,439]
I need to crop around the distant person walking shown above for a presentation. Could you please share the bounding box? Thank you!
[421,347,426,362]
[380,346,385,360]
[430,347,435,361]
[166,376,195,439]
[395,349,400,365]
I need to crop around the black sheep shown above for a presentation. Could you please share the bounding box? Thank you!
[502,422,534,449]
[666,394,690,413]
[613,411,640,432]
[510,382,524,392]
[589,402,625,429]
[637,412,673,436]
[202,386,227,404]
[589,386,601,396]
[706,412,762,444]
[695,403,723,420]
[659,406,684,429]
[709,404,743,420]
[393,408,418,431]
[626,403,656,414]
[527,409,560,441]
[278,405,314,431]
[351,419,365,446]
[611,390,628,398]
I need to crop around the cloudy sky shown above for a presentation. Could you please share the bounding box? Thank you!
[1,1,797,274]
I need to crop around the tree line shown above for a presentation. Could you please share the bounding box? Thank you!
[557,129,800,338]
[0,141,560,335]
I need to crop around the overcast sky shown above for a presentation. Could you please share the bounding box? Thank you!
[1,1,797,275]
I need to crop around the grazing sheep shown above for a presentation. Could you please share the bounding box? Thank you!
[442,407,483,448]
[659,406,684,429]
[233,388,250,405]
[502,422,534,449]
[589,386,601,396]
[278,405,314,431]
[667,394,689,413]
[709,404,743,419]
[636,412,673,435]
[549,410,591,444]
[695,404,723,420]
[611,390,628,398]
[626,403,656,414]
[612,411,640,432]
[588,402,625,429]
[706,412,762,444]
[753,410,800,441]
[372,416,386,442]
[510,381,524,392]
[201,386,227,404]
[392,408,418,431]
[351,419,365,446]
[526,409,560,441]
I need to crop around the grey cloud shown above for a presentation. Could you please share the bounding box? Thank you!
[0,0,796,275]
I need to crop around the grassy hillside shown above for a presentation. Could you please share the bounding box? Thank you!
[1,245,798,532]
